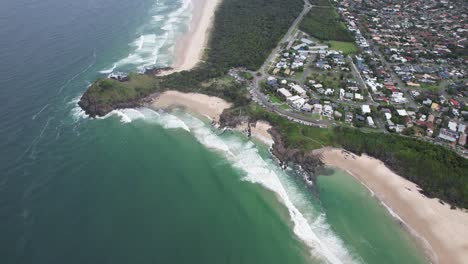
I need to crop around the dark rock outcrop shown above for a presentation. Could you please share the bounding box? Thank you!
[78,90,143,118]
[143,67,173,76]
[269,129,325,178]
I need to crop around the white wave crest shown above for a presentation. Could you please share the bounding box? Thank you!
[99,0,193,74]
[92,107,359,263]
[171,113,360,264]
[69,96,89,121]
[98,108,190,132]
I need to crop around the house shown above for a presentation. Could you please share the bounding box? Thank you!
[450,98,460,108]
[287,95,302,103]
[323,105,333,115]
[313,104,323,114]
[397,109,408,116]
[267,76,278,86]
[312,83,323,89]
[458,124,466,133]
[355,93,364,100]
[291,84,307,97]
[438,128,457,142]
[277,88,292,99]
[302,103,313,112]
[345,112,353,122]
[367,116,375,127]
[448,121,458,132]
[324,88,334,96]
[362,105,371,114]
[292,98,306,109]
[422,98,432,106]
[301,38,314,45]
[356,114,366,121]
[459,133,467,146]
[427,114,435,123]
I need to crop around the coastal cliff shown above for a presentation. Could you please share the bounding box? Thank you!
[78,89,142,118]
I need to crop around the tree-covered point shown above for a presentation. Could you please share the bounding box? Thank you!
[80,0,304,116]
[299,6,354,42]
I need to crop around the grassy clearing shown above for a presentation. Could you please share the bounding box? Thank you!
[309,70,343,89]
[300,7,353,42]
[327,41,358,55]
[268,94,283,104]
[420,83,442,92]
[247,105,335,150]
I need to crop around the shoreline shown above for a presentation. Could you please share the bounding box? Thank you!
[163,0,220,74]
[319,148,468,264]
[150,91,231,122]
[149,91,274,146]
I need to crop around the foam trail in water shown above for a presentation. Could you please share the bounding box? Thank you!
[57,49,96,95]
[91,109,359,263]
[32,104,50,120]
[100,0,192,73]
[172,113,358,264]
[97,108,191,132]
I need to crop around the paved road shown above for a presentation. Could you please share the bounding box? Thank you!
[247,0,331,128]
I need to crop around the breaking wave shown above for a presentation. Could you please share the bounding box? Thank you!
[100,0,192,74]
[105,107,360,264]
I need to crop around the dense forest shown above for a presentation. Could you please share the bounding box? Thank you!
[80,0,304,116]
[206,0,302,70]
[333,127,468,209]
[299,6,354,42]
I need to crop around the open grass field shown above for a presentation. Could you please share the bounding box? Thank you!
[327,41,358,55]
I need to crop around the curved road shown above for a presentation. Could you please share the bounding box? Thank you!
[249,0,329,128]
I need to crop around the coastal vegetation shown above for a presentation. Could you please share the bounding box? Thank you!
[333,127,468,209]
[299,6,354,42]
[80,0,304,116]
[81,0,468,210]
[245,105,468,209]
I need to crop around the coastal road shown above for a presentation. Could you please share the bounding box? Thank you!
[248,0,330,128]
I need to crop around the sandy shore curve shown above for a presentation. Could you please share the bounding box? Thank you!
[320,148,468,264]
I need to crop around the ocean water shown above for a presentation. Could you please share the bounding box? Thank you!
[0,0,428,263]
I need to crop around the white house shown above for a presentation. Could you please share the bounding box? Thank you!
[277,88,292,99]
[362,105,371,114]
[291,84,307,97]
[287,95,302,103]
[367,116,375,127]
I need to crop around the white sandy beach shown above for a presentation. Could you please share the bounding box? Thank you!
[320,148,468,264]
[236,121,274,146]
[151,91,231,122]
[168,0,220,73]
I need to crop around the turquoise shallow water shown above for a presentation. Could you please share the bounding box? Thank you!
[0,0,428,263]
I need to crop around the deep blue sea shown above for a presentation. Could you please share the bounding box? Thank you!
[0,0,428,263]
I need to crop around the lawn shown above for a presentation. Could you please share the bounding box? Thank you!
[268,94,283,104]
[327,41,358,55]
[299,7,354,42]
[309,70,343,89]
[420,83,441,92]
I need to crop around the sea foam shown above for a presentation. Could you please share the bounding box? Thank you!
[91,107,361,263]
[150,111,361,264]
[99,0,192,74]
